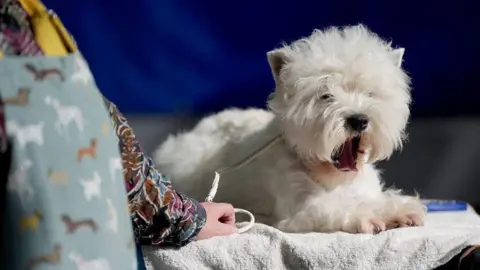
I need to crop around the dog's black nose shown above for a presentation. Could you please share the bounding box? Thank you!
[346,114,369,132]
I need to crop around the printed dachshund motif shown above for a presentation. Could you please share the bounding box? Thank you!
[77,138,97,162]
[47,168,68,184]
[19,209,42,232]
[3,88,30,106]
[26,244,62,270]
[60,214,98,234]
[24,63,64,82]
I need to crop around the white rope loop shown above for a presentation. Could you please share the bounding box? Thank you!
[204,135,281,234]
[234,208,255,233]
[205,172,256,233]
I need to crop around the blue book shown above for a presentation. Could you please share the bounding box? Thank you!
[423,200,468,212]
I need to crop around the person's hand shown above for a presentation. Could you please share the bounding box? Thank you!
[196,202,238,241]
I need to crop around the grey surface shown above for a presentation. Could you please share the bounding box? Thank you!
[126,115,480,203]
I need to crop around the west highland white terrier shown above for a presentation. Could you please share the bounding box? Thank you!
[154,24,427,234]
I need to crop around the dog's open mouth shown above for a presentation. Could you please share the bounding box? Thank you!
[332,136,363,171]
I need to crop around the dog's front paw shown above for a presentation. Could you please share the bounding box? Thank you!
[344,216,386,234]
[384,200,427,229]
[386,212,424,229]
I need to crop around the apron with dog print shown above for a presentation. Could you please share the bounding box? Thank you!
[0,1,137,269]
[0,4,138,267]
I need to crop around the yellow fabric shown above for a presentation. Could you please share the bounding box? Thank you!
[17,0,77,56]
[50,13,77,53]
[17,0,47,16]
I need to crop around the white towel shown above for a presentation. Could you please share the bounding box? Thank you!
[143,206,480,270]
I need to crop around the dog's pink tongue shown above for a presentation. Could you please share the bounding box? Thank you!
[338,140,357,171]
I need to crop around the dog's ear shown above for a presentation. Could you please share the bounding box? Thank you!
[391,48,405,68]
[267,48,290,80]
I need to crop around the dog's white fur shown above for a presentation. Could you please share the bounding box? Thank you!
[154,25,427,234]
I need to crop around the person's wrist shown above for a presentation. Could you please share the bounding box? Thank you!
[174,194,207,245]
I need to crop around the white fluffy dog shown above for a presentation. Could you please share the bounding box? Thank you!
[155,24,427,234]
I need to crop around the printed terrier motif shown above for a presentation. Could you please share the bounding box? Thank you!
[19,209,42,232]
[77,138,97,162]
[26,244,62,270]
[71,55,93,86]
[106,198,118,233]
[109,157,122,182]
[60,214,98,234]
[69,252,111,270]
[24,63,64,82]
[44,96,85,140]
[7,159,34,207]
[3,88,30,106]
[79,171,102,201]
[47,168,68,184]
[6,120,44,148]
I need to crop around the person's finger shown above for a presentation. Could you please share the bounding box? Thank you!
[213,203,235,218]
[215,222,238,236]
[219,211,235,225]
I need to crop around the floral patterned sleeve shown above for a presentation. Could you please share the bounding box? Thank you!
[102,97,206,246]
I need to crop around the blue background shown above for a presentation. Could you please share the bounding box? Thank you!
[44,0,480,117]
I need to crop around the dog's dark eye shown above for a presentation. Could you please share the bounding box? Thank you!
[368,92,374,97]
[320,94,333,101]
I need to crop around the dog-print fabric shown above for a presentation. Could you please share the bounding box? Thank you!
[104,99,207,246]
[2,0,206,251]
[0,53,137,269]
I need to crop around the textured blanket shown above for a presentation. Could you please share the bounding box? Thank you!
[143,207,480,270]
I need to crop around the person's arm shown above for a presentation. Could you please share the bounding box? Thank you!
[103,97,206,246]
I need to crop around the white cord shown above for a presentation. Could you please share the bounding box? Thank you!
[205,134,281,233]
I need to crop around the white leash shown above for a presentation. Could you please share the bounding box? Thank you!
[204,134,281,233]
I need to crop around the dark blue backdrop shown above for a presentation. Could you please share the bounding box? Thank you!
[44,0,479,117]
